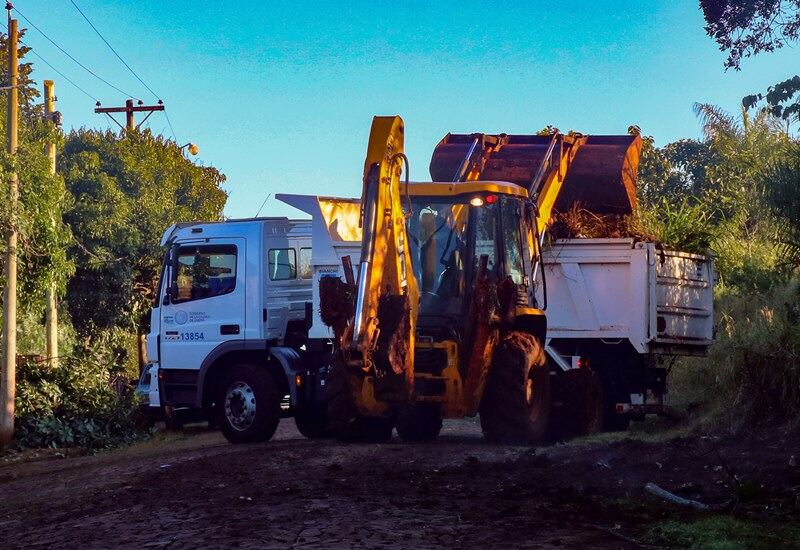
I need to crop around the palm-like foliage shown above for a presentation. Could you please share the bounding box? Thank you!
[688,104,796,287]
[693,103,793,221]
[761,145,800,269]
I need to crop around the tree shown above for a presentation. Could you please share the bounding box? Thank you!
[639,103,795,289]
[0,31,73,313]
[60,129,226,337]
[700,0,800,125]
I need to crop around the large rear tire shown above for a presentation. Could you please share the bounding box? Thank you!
[326,360,394,443]
[396,403,442,442]
[218,364,280,444]
[480,331,550,445]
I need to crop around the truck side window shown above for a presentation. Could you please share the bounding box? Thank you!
[174,245,237,303]
[268,248,297,280]
[299,248,312,279]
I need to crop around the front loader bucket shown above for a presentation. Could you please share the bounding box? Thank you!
[553,135,642,215]
[430,132,642,215]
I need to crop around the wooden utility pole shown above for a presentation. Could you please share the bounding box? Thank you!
[94,99,163,132]
[1,10,19,447]
[44,80,58,369]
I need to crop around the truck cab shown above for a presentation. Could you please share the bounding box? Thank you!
[146,217,321,442]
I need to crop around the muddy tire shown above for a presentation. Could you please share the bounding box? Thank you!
[480,331,550,445]
[326,361,394,443]
[217,364,280,444]
[396,404,442,442]
[294,404,331,439]
[549,368,604,441]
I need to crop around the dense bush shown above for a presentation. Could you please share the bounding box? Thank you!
[638,105,800,433]
[632,197,717,254]
[670,281,800,431]
[14,343,148,450]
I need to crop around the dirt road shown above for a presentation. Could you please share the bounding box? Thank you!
[1,418,799,548]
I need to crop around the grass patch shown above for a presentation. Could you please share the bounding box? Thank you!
[668,280,800,432]
[643,516,800,549]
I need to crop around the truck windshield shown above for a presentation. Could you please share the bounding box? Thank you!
[406,199,471,317]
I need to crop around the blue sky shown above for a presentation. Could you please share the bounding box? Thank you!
[17,1,798,219]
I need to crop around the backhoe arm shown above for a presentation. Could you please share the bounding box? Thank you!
[349,116,419,401]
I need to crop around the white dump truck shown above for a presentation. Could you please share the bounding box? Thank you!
[537,237,714,429]
[146,198,714,443]
[144,217,331,442]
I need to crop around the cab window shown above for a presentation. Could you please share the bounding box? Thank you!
[500,197,525,284]
[474,201,498,275]
[174,245,237,303]
[299,248,312,280]
[268,248,297,280]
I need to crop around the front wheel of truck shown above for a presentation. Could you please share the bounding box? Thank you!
[218,364,281,444]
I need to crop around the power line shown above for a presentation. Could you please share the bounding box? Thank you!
[12,6,141,101]
[21,41,99,102]
[163,107,178,143]
[67,1,181,143]
[68,0,160,101]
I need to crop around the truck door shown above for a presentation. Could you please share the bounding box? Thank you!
[160,238,246,371]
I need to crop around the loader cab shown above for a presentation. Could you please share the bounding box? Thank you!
[404,181,534,338]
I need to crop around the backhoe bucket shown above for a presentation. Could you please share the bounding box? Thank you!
[430,132,643,215]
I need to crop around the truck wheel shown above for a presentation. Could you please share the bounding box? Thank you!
[548,368,604,441]
[294,405,331,439]
[480,331,550,445]
[163,406,183,431]
[603,404,632,432]
[218,364,280,444]
[599,373,632,432]
[326,361,394,443]
[396,403,442,442]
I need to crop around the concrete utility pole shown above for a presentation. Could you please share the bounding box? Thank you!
[44,80,58,369]
[1,8,19,447]
[94,99,164,132]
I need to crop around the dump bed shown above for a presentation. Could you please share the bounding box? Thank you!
[538,238,714,355]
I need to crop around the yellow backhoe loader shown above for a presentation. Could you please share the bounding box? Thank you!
[320,116,641,443]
